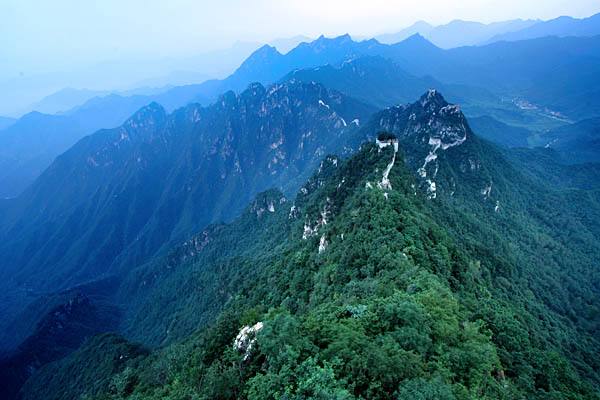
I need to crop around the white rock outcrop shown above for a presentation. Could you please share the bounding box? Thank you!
[376,138,399,191]
[318,235,328,253]
[233,322,264,361]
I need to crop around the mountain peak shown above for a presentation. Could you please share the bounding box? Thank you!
[413,20,434,28]
[254,44,280,56]
[20,110,49,121]
[124,102,167,132]
[371,91,471,199]
[247,189,287,219]
[334,33,352,41]
[310,33,354,48]
[228,44,284,85]
[244,82,267,95]
[378,90,464,142]
[237,44,281,68]
[406,32,426,40]
[136,102,166,118]
[419,89,449,110]
[315,33,351,41]
[398,33,439,49]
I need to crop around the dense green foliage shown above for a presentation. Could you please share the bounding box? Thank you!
[506,147,600,190]
[5,32,600,363]
[20,334,148,400]
[23,130,600,399]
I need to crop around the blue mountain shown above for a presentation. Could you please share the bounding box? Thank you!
[377,19,538,48]
[487,12,600,43]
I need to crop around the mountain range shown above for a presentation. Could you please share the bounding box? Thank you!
[376,12,600,48]
[0,34,378,199]
[1,19,600,399]
[28,88,110,115]
[0,80,372,352]
[0,95,166,198]
[376,19,539,48]
[487,12,600,43]
[4,90,599,399]
[6,31,600,198]
[281,56,547,136]
[1,36,316,118]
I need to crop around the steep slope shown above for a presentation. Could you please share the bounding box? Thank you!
[0,112,84,198]
[116,188,295,346]
[19,334,148,400]
[505,147,600,189]
[19,113,600,399]
[18,91,600,400]
[0,81,374,346]
[0,96,158,198]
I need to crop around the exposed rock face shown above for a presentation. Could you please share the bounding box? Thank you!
[250,190,287,218]
[233,322,263,361]
[318,235,328,253]
[368,90,491,200]
[302,200,331,240]
[288,205,299,219]
[376,136,399,191]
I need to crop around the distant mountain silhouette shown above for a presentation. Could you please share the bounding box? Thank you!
[487,12,600,43]
[376,19,538,48]
[29,88,109,115]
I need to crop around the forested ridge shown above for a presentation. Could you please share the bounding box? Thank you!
[20,124,600,399]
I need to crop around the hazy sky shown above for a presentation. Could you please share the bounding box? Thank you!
[2,0,599,79]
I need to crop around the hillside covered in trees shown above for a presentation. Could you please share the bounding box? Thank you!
[19,93,600,399]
